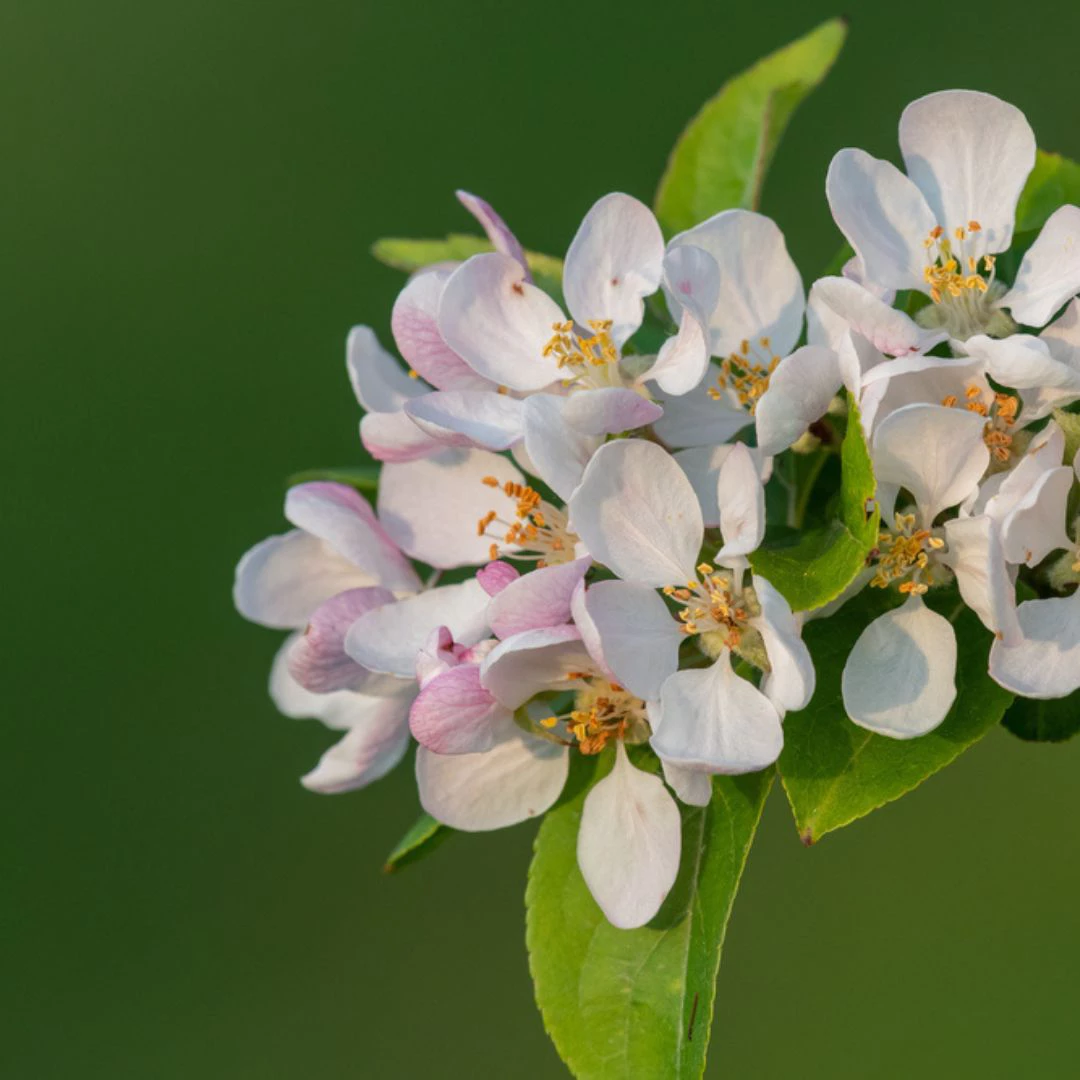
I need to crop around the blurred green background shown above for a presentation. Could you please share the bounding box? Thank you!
[7,0,1080,1076]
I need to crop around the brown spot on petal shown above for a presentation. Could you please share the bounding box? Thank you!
[511,282,524,296]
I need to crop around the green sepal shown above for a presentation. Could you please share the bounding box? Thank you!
[383,813,451,873]
[287,464,381,494]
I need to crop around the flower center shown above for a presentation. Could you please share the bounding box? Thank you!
[664,563,760,645]
[870,512,945,595]
[477,477,578,566]
[539,678,649,754]
[542,319,623,390]
[709,338,779,412]
[941,387,1019,464]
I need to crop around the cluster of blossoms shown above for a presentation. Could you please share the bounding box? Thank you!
[236,91,1080,929]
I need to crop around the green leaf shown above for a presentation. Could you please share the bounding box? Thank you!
[780,589,1014,844]
[527,761,772,1080]
[372,235,564,298]
[383,813,451,873]
[1014,150,1080,235]
[654,18,847,234]
[286,465,381,493]
[750,397,878,611]
[1052,407,1080,466]
[1002,691,1080,743]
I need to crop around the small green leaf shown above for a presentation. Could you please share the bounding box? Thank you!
[780,590,1014,844]
[287,465,381,493]
[372,235,564,299]
[750,397,878,611]
[1052,407,1080,466]
[1002,691,1080,743]
[654,18,847,234]
[527,762,772,1080]
[383,813,451,873]
[1014,150,1080,235]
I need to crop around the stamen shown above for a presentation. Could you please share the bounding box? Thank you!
[475,479,578,566]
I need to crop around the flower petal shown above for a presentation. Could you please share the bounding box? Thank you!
[941,515,1021,645]
[651,368,751,449]
[988,592,1080,698]
[716,443,765,561]
[403,390,525,450]
[754,344,842,456]
[360,409,444,463]
[900,90,1035,259]
[438,252,565,391]
[998,466,1075,566]
[488,557,590,639]
[479,625,593,709]
[841,595,957,738]
[521,394,601,502]
[963,332,1080,393]
[377,447,523,568]
[577,742,682,929]
[346,325,426,412]
[456,189,530,276]
[660,760,712,808]
[750,575,815,713]
[559,387,663,437]
[409,663,511,754]
[1002,205,1080,328]
[563,193,664,346]
[417,721,569,830]
[477,560,520,597]
[569,439,703,587]
[673,445,772,528]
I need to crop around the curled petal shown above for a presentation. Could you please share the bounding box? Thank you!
[346,325,426,412]
[751,575,815,713]
[1003,205,1080,328]
[941,516,1021,646]
[360,409,444,463]
[988,592,1080,699]
[674,444,771,527]
[479,625,594,710]
[754,344,842,457]
[409,663,510,755]
[456,189,530,276]
[404,390,525,451]
[488,557,590,639]
[716,442,765,562]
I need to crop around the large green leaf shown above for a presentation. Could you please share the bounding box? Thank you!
[779,589,1014,844]
[527,762,772,1080]
[1002,691,1080,743]
[383,812,451,873]
[654,18,847,235]
[750,397,878,611]
[1014,150,1080,235]
[372,235,564,298]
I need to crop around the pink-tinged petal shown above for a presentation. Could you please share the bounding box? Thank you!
[649,650,783,774]
[234,530,375,630]
[345,325,426,412]
[1002,205,1080,327]
[377,447,523,568]
[345,579,490,678]
[563,193,664,346]
[660,760,712,808]
[842,596,957,738]
[900,90,1035,260]
[301,716,413,795]
[940,516,1021,646]
[477,561,520,597]
[572,579,681,701]
[826,148,936,293]
[577,742,682,929]
[754,345,842,457]
[674,444,771,527]
[479,625,594,710]
[750,575,815,713]
[404,390,525,450]
[456,190,530,277]
[391,271,494,391]
[559,387,663,437]
[414,626,460,688]
[288,586,396,692]
[807,276,945,356]
[988,592,1080,699]
[716,443,765,561]
[416,722,569,830]
[521,394,600,502]
[438,252,565,391]
[667,209,804,358]
[872,403,990,525]
[285,481,421,593]
[651,365,751,449]
[360,409,445,463]
[488,557,590,639]
[569,439,703,587]
[409,663,511,754]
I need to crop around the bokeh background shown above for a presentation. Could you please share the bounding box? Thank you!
[8,1,1080,1075]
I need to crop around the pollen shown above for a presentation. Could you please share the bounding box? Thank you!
[922,223,996,305]
[711,338,780,412]
[540,679,650,755]
[870,512,945,593]
[542,319,619,373]
[475,478,578,566]
[668,568,759,648]
[941,388,1019,463]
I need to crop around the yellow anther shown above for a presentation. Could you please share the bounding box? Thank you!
[539,716,558,729]
[542,319,618,372]
[697,562,714,575]
[407,369,420,379]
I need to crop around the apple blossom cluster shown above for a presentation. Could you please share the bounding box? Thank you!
[236,90,1080,930]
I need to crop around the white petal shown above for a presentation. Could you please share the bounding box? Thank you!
[841,254,896,302]
[403,390,525,450]
[900,90,1035,258]
[826,148,937,292]
[660,759,712,808]
[438,252,565,391]
[345,579,490,677]
[716,442,765,561]
[577,743,682,929]
[569,439,703,587]
[572,580,681,701]
[667,209,804,358]
[286,482,421,593]
[650,650,783,774]
[651,367,751,449]
[674,444,771,528]
[563,193,665,346]
[751,575,815,712]
[377,447,523,568]
[488,557,591,640]
[301,712,413,794]
[360,409,445,463]
[872,403,990,524]
[963,332,1080,393]
[1002,205,1080,327]
[521,394,601,502]
[346,325,426,412]
[234,531,375,630]
[455,190,529,274]
[754,345,842,456]
[479,625,594,709]
[559,387,662,436]
[417,721,569,830]
[841,596,957,738]
[941,515,1021,645]
[988,592,1080,698]
[998,466,1075,566]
